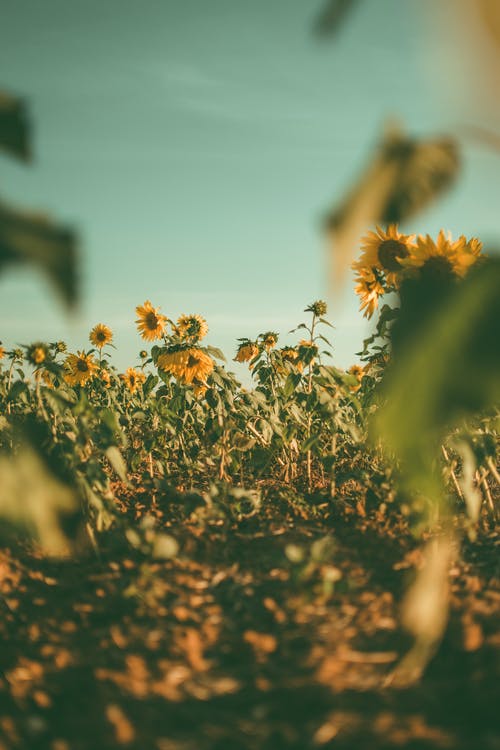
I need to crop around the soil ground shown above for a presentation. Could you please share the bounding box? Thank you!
[0,496,499,750]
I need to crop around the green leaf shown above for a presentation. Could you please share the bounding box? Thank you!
[373,259,500,505]
[0,198,78,308]
[0,91,30,161]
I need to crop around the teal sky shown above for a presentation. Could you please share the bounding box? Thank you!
[1,0,499,376]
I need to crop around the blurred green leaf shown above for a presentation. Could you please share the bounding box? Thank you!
[314,0,360,37]
[0,91,30,161]
[373,258,500,503]
[0,199,78,307]
[326,123,460,285]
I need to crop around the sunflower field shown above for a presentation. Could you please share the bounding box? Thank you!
[0,222,499,748]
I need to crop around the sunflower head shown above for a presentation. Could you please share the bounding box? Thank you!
[0,345,5,361]
[193,382,208,398]
[306,300,328,317]
[298,339,319,365]
[37,369,54,389]
[140,350,148,359]
[100,368,112,388]
[27,343,49,366]
[64,351,98,386]
[122,367,146,393]
[353,267,385,319]
[136,300,168,341]
[399,230,482,283]
[234,340,259,364]
[348,364,365,393]
[90,323,113,349]
[55,341,67,354]
[353,225,415,287]
[157,347,214,385]
[176,314,208,342]
[261,332,279,351]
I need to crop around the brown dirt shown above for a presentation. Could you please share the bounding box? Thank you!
[0,500,499,750]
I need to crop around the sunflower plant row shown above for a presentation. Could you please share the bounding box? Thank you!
[0,226,498,550]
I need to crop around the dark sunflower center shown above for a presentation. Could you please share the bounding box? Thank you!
[378,239,408,271]
[77,359,89,372]
[421,256,454,281]
[97,331,106,342]
[187,355,200,367]
[146,312,158,329]
[130,375,136,385]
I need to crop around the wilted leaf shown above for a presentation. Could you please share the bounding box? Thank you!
[0,91,30,161]
[326,123,459,285]
[0,198,78,308]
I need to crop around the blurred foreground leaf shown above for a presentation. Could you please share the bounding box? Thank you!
[373,258,500,505]
[326,123,459,285]
[389,535,454,687]
[314,0,360,37]
[0,91,30,161]
[0,449,78,556]
[0,199,78,307]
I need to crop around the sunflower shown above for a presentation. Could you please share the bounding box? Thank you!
[122,367,146,393]
[348,364,365,393]
[306,300,328,317]
[354,267,385,319]
[234,341,259,364]
[298,339,318,366]
[36,369,54,389]
[100,368,112,388]
[400,230,481,280]
[261,332,278,351]
[353,225,415,287]
[27,343,49,366]
[157,348,214,385]
[89,323,113,349]
[0,345,5,361]
[193,382,208,398]
[64,351,98,386]
[176,314,209,342]
[277,346,303,375]
[136,300,168,341]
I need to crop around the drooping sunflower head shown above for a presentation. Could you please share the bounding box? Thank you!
[354,267,385,319]
[176,314,209,342]
[306,300,328,317]
[122,367,146,393]
[234,340,259,364]
[37,369,54,389]
[0,344,5,361]
[354,225,415,287]
[64,351,98,386]
[261,331,279,351]
[347,364,365,393]
[193,382,208,398]
[157,347,214,385]
[298,339,319,365]
[278,346,303,374]
[27,343,49,367]
[135,300,168,341]
[100,368,112,388]
[55,341,67,354]
[89,323,113,349]
[400,230,482,282]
